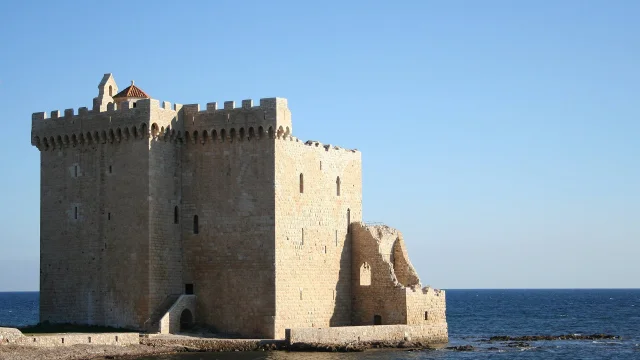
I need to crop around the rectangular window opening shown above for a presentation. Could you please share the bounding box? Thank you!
[74,206,78,220]
[108,212,111,220]
[109,165,112,173]
[74,166,78,177]
[185,283,194,295]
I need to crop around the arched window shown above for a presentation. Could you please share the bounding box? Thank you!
[336,176,341,196]
[360,262,371,286]
[299,173,304,193]
[193,215,199,234]
[109,85,113,97]
[174,206,179,224]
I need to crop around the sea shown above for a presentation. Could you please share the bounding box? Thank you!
[1,289,639,359]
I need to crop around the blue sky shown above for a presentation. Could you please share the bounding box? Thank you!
[0,1,638,290]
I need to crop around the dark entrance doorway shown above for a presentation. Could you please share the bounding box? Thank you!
[180,309,194,331]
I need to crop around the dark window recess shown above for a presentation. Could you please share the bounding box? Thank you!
[109,165,112,174]
[108,213,111,220]
[347,209,351,233]
[74,166,78,177]
[74,207,78,220]
[424,311,429,320]
[193,215,199,234]
[185,284,194,295]
[374,315,382,325]
[174,206,179,224]
[132,103,137,108]
[299,173,304,193]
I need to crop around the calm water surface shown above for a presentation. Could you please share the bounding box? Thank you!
[2,289,639,359]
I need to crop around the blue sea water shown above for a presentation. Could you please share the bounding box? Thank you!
[1,289,639,359]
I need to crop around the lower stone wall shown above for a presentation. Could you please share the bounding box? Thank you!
[9,332,138,347]
[286,324,448,345]
[0,327,24,343]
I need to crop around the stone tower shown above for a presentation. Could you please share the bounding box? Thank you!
[30,74,447,341]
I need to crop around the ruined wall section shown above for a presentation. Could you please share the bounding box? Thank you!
[351,224,408,325]
[33,103,156,329]
[274,138,362,339]
[351,223,447,340]
[180,102,277,337]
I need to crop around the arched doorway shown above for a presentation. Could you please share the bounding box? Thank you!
[180,309,194,331]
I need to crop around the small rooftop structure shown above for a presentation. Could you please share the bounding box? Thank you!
[112,80,150,105]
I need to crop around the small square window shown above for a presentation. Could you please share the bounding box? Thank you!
[185,284,194,295]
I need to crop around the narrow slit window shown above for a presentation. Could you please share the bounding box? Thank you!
[347,209,351,233]
[424,311,429,320]
[193,215,199,234]
[336,176,341,196]
[108,212,111,220]
[174,206,179,224]
[74,206,78,220]
[299,173,304,193]
[109,165,112,174]
[74,166,78,177]
[301,228,304,245]
[335,230,338,246]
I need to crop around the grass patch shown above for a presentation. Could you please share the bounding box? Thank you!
[19,322,136,334]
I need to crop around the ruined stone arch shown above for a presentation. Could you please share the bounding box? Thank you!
[360,262,371,286]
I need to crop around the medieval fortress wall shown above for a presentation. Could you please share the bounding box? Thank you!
[30,74,447,342]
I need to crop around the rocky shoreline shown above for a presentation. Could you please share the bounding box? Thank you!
[0,332,624,359]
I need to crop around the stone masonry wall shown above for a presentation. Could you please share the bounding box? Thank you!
[147,106,184,327]
[38,110,152,329]
[274,138,362,339]
[180,133,276,338]
[286,324,448,345]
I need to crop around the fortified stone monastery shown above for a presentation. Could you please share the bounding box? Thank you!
[30,74,448,341]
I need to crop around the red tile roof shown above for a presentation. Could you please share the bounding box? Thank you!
[113,81,150,99]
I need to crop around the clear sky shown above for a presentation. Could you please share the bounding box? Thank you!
[0,1,638,291]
